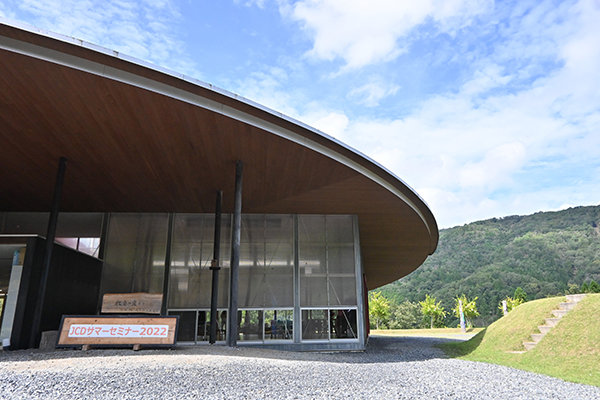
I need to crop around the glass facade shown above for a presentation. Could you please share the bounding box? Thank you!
[100,213,168,295]
[239,215,294,308]
[298,215,357,307]
[168,214,231,309]
[264,309,293,340]
[298,216,358,342]
[167,309,228,343]
[1,212,362,345]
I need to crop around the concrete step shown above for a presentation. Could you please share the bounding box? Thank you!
[531,333,545,343]
[559,302,577,311]
[538,325,552,334]
[523,342,537,351]
[566,294,586,303]
[522,296,585,352]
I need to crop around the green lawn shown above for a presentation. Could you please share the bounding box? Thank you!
[440,294,600,387]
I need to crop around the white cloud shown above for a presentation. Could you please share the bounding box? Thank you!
[282,0,492,69]
[324,1,600,228]
[301,111,349,139]
[4,0,199,78]
[348,81,400,107]
[236,0,268,8]
[458,143,526,190]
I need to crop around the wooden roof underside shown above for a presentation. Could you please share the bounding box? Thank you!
[0,23,438,289]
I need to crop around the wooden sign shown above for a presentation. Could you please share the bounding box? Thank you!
[57,316,178,346]
[101,293,163,314]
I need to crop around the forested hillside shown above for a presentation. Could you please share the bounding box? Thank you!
[379,205,600,326]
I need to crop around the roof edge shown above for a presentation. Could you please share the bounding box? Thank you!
[0,18,438,253]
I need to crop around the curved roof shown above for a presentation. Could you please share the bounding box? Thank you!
[0,20,438,289]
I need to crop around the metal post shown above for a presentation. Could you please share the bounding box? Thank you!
[160,213,175,316]
[227,161,243,346]
[30,156,67,348]
[96,212,110,315]
[209,190,223,344]
[293,215,301,343]
[459,299,466,333]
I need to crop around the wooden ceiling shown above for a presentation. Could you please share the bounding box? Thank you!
[0,22,438,289]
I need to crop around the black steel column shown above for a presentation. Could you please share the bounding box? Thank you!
[30,156,67,348]
[95,212,110,315]
[227,161,243,347]
[160,213,175,316]
[209,190,223,344]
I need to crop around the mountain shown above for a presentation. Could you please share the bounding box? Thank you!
[379,205,600,325]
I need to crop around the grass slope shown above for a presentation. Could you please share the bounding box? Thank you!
[440,294,600,386]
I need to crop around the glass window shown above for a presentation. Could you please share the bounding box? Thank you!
[101,213,168,295]
[57,213,104,237]
[299,215,357,307]
[55,237,100,257]
[330,309,358,339]
[299,216,327,306]
[78,237,101,257]
[1,212,103,237]
[264,309,293,341]
[238,215,293,308]
[168,310,196,342]
[196,310,228,342]
[237,309,263,341]
[302,309,329,340]
[197,310,210,342]
[168,214,230,309]
[56,237,78,250]
[2,212,48,235]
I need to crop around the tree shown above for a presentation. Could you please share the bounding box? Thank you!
[452,294,480,328]
[588,280,600,293]
[368,291,390,329]
[514,287,527,302]
[565,283,580,295]
[581,282,590,293]
[419,294,446,329]
[389,300,422,329]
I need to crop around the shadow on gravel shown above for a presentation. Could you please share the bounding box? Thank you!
[0,335,464,365]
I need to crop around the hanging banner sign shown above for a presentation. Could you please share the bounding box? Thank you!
[101,293,163,314]
[57,316,178,346]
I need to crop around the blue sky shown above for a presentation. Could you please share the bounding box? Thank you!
[1,0,599,228]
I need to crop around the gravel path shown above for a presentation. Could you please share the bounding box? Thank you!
[1,336,598,399]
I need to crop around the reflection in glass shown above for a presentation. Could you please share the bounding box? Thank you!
[264,310,293,340]
[330,309,357,339]
[238,309,263,341]
[168,310,195,342]
[56,237,78,250]
[56,237,101,257]
[302,309,329,340]
[197,310,227,342]
[78,237,101,257]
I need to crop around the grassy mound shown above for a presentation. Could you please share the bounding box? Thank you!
[440,294,600,386]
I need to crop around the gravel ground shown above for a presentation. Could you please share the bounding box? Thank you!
[1,336,599,399]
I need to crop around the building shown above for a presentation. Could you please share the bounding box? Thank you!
[0,20,438,351]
